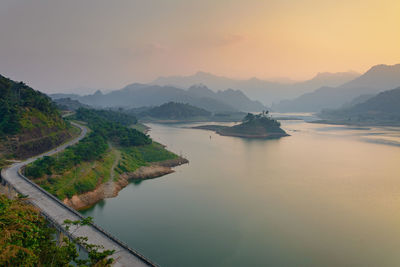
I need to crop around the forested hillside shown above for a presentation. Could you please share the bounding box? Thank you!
[0,75,73,160]
[140,102,212,121]
[25,108,180,203]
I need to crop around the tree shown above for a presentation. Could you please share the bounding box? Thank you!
[0,195,114,266]
[243,113,255,122]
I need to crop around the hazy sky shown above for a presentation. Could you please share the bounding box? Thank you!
[1,0,399,93]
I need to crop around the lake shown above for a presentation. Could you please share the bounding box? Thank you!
[82,120,400,267]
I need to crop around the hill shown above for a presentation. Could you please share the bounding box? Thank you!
[0,75,73,160]
[25,108,187,209]
[53,97,91,111]
[153,71,359,105]
[50,84,265,113]
[317,87,400,125]
[194,112,288,139]
[139,102,211,121]
[273,64,400,112]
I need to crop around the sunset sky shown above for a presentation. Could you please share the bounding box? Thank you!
[1,0,399,93]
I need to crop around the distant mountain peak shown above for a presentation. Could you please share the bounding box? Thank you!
[153,69,360,105]
[340,63,400,89]
[93,89,103,95]
[189,83,210,90]
[312,71,360,80]
[273,63,400,112]
[193,71,215,78]
[365,63,400,74]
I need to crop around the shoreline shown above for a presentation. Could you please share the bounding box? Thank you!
[217,131,290,139]
[63,157,188,210]
[310,119,400,127]
[192,125,289,139]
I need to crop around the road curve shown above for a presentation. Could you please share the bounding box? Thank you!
[1,121,156,267]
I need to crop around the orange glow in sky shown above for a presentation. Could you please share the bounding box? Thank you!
[0,0,399,91]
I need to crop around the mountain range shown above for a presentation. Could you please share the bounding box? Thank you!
[273,64,400,112]
[152,71,360,105]
[318,86,400,125]
[50,84,265,113]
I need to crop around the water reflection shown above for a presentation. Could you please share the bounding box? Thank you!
[82,120,400,267]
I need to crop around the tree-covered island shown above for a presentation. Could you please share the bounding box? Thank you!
[193,111,289,139]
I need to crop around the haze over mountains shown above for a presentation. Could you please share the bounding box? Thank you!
[49,63,400,118]
[153,71,360,105]
[51,83,265,113]
[318,86,400,125]
[273,64,400,112]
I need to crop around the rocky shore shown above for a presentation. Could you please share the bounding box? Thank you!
[63,157,188,210]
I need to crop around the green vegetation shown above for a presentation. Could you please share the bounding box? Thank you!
[140,102,212,121]
[130,122,148,133]
[25,132,108,179]
[0,195,113,266]
[220,112,287,137]
[26,108,179,200]
[0,74,63,136]
[117,143,178,175]
[54,97,91,111]
[0,75,73,159]
[134,142,178,162]
[76,108,138,126]
[74,108,150,146]
[25,137,115,199]
[194,111,288,138]
[0,157,8,169]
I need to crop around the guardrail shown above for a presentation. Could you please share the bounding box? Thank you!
[1,120,160,266]
[13,168,158,267]
[1,162,158,266]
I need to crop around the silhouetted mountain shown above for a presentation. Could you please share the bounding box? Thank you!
[139,102,212,120]
[273,64,400,112]
[340,94,374,109]
[51,83,264,113]
[153,71,359,105]
[53,98,91,111]
[318,87,400,125]
[188,84,265,111]
[49,93,80,100]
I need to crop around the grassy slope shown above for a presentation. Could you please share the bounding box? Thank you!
[35,148,117,199]
[30,142,178,200]
[117,142,178,174]
[130,122,148,133]
[25,108,179,200]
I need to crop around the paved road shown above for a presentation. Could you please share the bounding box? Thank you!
[1,122,156,267]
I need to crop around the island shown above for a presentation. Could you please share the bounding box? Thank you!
[193,112,289,139]
[125,101,247,123]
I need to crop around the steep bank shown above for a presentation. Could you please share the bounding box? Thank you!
[63,157,188,210]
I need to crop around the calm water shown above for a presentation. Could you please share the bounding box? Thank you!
[82,120,400,267]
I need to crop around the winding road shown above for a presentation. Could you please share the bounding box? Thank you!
[1,122,156,267]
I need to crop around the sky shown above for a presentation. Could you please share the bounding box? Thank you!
[0,0,399,93]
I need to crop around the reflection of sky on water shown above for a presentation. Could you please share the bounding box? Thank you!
[82,117,400,267]
[280,120,400,147]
